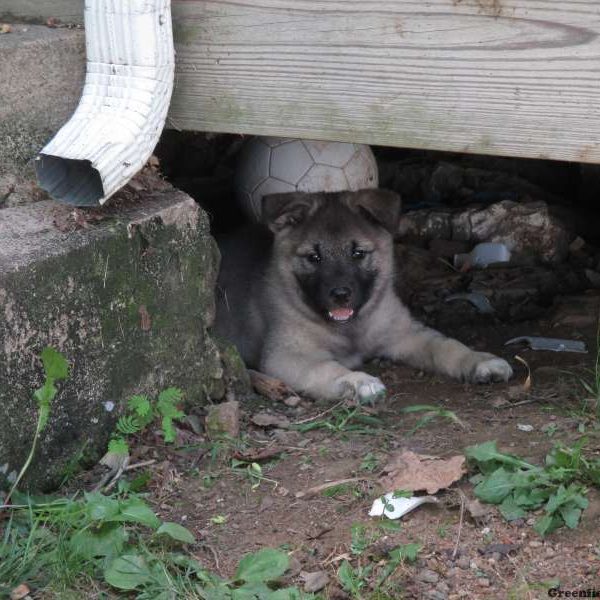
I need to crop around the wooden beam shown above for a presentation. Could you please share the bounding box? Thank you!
[168,0,600,163]
[4,0,600,163]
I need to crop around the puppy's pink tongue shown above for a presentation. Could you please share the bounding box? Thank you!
[329,308,354,321]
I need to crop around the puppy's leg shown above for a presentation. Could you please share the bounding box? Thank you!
[262,353,385,404]
[374,298,512,383]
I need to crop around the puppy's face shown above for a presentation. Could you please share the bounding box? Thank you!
[263,190,401,323]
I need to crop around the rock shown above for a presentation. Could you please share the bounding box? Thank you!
[437,581,450,594]
[426,591,448,600]
[528,541,543,548]
[478,578,491,588]
[0,188,243,491]
[301,570,330,593]
[418,569,440,584]
[398,200,570,263]
[205,401,241,439]
[288,556,303,577]
[251,411,291,429]
[457,556,470,570]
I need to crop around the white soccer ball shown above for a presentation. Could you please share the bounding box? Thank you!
[234,137,379,221]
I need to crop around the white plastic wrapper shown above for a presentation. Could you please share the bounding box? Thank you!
[369,493,439,520]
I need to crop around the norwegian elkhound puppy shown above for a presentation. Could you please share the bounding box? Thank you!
[214,189,512,404]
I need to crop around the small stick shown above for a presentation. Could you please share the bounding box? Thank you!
[293,401,344,426]
[124,459,156,472]
[295,477,364,499]
[452,492,466,561]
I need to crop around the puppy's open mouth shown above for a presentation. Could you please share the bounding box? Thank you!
[327,307,355,322]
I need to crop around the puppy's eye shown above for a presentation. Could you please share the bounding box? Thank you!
[306,252,321,264]
[352,249,366,260]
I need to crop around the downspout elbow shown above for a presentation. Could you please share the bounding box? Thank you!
[35,0,174,207]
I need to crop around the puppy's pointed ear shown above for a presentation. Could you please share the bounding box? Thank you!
[262,192,322,233]
[345,189,402,234]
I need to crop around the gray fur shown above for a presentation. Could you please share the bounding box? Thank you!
[215,190,512,404]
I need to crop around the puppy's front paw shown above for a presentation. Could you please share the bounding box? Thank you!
[469,354,513,383]
[335,372,386,405]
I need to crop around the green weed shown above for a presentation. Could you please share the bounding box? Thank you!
[465,438,600,535]
[401,404,464,435]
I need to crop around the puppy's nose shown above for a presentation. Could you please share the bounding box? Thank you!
[330,286,352,303]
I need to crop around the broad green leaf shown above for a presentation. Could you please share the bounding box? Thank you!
[41,347,69,380]
[69,523,127,559]
[560,505,582,529]
[337,561,358,594]
[104,554,152,590]
[268,588,306,600]
[156,522,196,544]
[533,514,563,536]
[85,492,121,522]
[109,497,161,529]
[473,467,515,504]
[465,441,535,471]
[499,496,528,521]
[235,548,289,583]
[231,582,273,599]
[34,379,57,404]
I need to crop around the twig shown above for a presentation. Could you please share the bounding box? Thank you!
[200,544,221,574]
[124,459,156,472]
[293,401,344,426]
[295,477,365,499]
[452,492,466,561]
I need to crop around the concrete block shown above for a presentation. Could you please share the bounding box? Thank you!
[0,184,248,491]
[0,24,85,207]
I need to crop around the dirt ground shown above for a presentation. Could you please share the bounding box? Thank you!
[74,305,600,600]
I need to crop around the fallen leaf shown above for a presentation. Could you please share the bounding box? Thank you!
[251,412,290,429]
[138,305,151,331]
[10,584,30,600]
[379,451,466,494]
[466,498,492,520]
[0,24,13,34]
[301,570,330,593]
[46,17,60,28]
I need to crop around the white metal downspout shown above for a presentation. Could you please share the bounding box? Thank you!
[35,0,174,207]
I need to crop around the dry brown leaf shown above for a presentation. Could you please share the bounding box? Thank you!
[465,497,492,520]
[379,450,466,494]
[10,584,31,600]
[138,305,151,331]
[0,24,13,34]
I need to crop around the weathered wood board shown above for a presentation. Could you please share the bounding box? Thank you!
[4,0,600,163]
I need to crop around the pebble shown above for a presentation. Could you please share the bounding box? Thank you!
[437,581,450,594]
[446,567,459,579]
[426,592,447,600]
[526,518,535,526]
[469,560,479,570]
[418,569,440,584]
[478,578,491,587]
[545,548,556,558]
[528,541,543,548]
[457,556,470,570]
